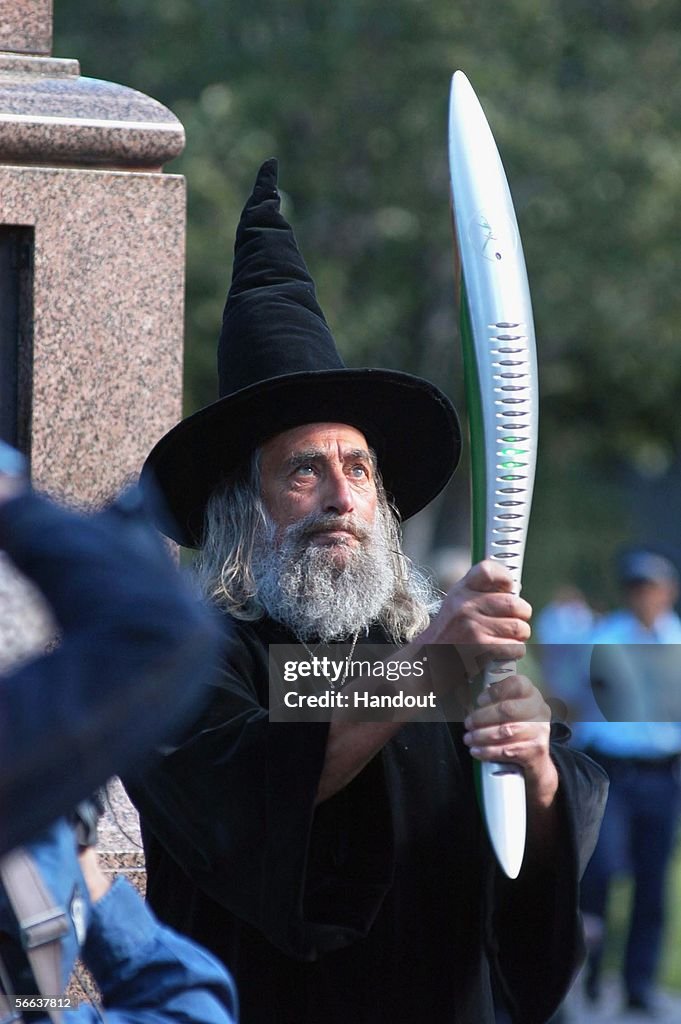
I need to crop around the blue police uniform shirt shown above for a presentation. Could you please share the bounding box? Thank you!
[573,609,681,759]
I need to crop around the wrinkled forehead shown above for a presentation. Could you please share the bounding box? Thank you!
[260,422,374,468]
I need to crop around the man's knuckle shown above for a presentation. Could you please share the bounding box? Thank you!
[509,619,523,640]
[458,598,478,620]
[496,699,513,719]
[476,562,495,587]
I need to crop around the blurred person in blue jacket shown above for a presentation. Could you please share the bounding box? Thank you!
[0,441,227,853]
[0,442,238,1022]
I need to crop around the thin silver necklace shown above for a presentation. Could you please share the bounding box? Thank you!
[299,631,359,690]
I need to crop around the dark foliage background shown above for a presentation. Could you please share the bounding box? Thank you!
[54,0,681,609]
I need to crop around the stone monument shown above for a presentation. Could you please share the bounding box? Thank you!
[0,2,186,668]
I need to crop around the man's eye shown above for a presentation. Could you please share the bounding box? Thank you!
[294,464,315,477]
[350,464,368,478]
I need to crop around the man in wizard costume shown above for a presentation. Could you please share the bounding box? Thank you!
[126,160,607,1024]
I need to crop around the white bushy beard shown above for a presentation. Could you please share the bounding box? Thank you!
[251,507,397,642]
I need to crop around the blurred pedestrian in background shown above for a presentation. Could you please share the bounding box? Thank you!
[573,549,681,1017]
[536,584,596,724]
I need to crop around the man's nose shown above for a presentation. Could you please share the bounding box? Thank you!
[322,468,354,515]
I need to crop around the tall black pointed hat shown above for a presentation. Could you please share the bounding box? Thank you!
[142,159,461,547]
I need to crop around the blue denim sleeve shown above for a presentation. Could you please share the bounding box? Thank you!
[65,878,238,1024]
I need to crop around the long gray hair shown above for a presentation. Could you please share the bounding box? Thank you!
[193,450,439,642]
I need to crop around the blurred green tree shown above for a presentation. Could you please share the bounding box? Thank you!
[53,0,681,609]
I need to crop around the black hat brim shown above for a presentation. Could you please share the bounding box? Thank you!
[142,368,461,547]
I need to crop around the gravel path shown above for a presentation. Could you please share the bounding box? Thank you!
[561,972,681,1023]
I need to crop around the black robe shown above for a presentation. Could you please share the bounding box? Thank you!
[126,617,608,1024]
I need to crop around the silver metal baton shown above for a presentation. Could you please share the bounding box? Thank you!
[448,70,539,878]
